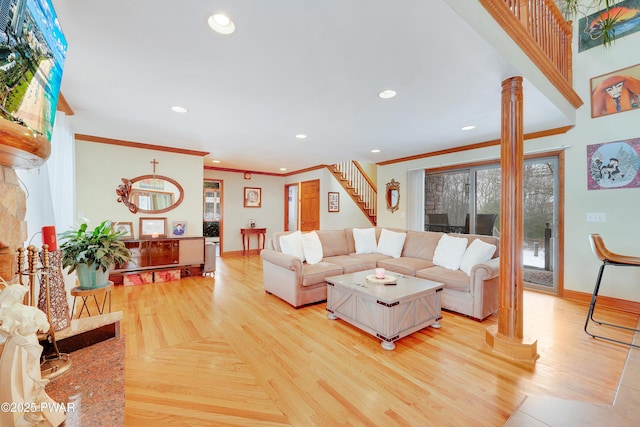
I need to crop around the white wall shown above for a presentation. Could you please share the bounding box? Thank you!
[203,169,284,253]
[204,167,373,253]
[284,168,372,230]
[377,19,640,302]
[75,141,204,238]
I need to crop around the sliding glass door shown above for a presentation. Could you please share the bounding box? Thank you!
[425,156,559,293]
[522,158,558,291]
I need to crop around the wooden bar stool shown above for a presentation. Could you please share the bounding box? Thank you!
[71,281,114,319]
[586,234,640,348]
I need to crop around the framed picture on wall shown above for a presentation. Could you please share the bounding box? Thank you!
[171,221,187,237]
[244,187,261,208]
[328,192,340,212]
[590,63,640,118]
[114,221,134,239]
[140,217,167,238]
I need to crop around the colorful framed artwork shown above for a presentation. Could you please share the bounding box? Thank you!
[591,63,640,118]
[578,0,640,52]
[244,187,261,208]
[328,192,340,212]
[114,222,134,239]
[587,138,640,190]
[171,221,187,237]
[139,217,167,238]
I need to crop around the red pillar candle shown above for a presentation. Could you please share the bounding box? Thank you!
[42,225,57,251]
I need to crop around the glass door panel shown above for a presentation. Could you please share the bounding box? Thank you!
[203,180,221,240]
[523,158,558,291]
[424,170,469,233]
[473,167,501,236]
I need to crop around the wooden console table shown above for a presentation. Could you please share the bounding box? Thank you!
[241,227,266,255]
[109,237,205,284]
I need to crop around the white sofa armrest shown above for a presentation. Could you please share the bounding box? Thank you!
[260,249,303,275]
[469,257,500,285]
[468,257,500,319]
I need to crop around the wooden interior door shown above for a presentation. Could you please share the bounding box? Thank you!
[300,179,320,231]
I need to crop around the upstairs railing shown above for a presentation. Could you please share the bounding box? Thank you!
[331,161,377,225]
[480,0,582,108]
[504,0,572,84]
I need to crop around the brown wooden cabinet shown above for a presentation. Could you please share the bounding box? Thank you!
[110,237,205,284]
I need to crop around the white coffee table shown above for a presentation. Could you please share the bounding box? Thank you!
[326,270,443,350]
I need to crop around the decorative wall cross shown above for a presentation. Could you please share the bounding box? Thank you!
[150,158,159,174]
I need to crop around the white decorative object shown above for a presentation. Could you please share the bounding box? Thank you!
[279,231,305,261]
[459,239,497,276]
[433,234,468,270]
[376,228,406,258]
[302,231,323,265]
[365,274,397,285]
[0,283,66,427]
[375,267,385,279]
[353,228,377,254]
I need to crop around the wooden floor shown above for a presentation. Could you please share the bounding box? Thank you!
[112,255,639,426]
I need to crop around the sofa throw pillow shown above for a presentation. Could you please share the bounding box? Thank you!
[433,234,468,270]
[279,231,305,261]
[353,227,377,254]
[302,231,323,264]
[376,228,406,258]
[459,238,497,276]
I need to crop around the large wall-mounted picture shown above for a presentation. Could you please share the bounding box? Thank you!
[587,138,640,190]
[0,0,67,140]
[579,0,640,52]
[591,64,640,118]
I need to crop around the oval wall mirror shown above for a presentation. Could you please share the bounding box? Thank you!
[116,174,184,214]
[385,179,400,213]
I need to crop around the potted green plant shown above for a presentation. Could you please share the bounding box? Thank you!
[59,220,131,289]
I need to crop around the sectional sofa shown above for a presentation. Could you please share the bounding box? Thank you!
[260,227,500,320]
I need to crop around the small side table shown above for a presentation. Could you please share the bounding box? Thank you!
[241,227,267,255]
[70,281,114,319]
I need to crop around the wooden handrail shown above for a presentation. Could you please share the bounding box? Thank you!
[480,0,582,109]
[353,161,377,194]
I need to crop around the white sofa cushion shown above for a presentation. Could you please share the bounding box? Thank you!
[353,227,377,254]
[459,238,497,275]
[377,228,406,258]
[302,231,323,264]
[433,234,468,270]
[279,231,305,261]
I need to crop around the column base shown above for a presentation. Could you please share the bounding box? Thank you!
[485,325,539,365]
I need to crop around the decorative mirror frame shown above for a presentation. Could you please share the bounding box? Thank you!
[116,174,184,214]
[385,179,400,213]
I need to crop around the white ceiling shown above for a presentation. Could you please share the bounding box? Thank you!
[52,0,573,174]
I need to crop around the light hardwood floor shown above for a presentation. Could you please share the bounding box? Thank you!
[112,255,639,426]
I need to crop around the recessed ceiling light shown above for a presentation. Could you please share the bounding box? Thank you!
[211,159,221,163]
[461,125,476,131]
[171,106,188,113]
[208,14,236,35]
[378,89,397,99]
[279,168,287,171]
[295,134,307,139]
[371,149,381,153]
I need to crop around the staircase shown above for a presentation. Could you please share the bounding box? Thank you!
[328,161,377,225]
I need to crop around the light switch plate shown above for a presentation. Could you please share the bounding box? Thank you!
[586,212,606,222]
